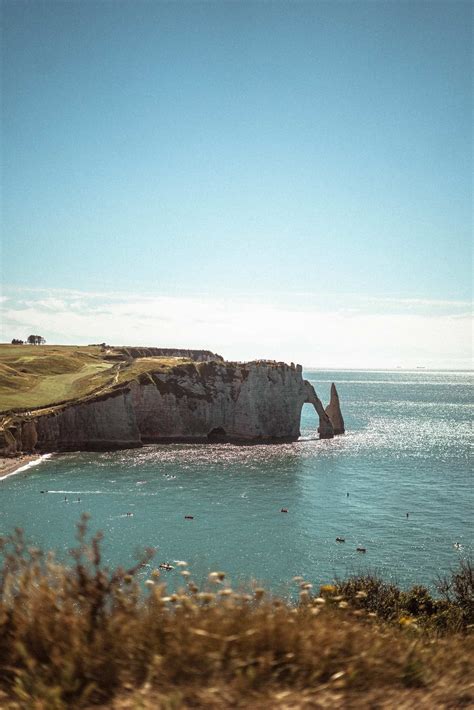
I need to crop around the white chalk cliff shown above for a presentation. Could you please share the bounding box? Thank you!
[1,360,344,454]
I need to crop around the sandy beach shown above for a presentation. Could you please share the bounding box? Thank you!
[0,454,41,480]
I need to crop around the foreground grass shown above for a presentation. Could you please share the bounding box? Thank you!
[0,517,472,709]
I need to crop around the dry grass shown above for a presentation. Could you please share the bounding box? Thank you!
[115,357,193,385]
[0,516,472,709]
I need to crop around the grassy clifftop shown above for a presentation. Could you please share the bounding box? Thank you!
[0,345,193,415]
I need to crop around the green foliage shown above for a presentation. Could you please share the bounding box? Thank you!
[437,558,474,629]
[335,563,473,633]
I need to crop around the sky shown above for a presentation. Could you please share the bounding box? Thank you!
[1,0,472,367]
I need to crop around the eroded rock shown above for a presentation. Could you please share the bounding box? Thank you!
[325,383,345,435]
[1,361,342,453]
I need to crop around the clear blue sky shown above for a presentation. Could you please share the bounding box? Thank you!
[1,1,472,365]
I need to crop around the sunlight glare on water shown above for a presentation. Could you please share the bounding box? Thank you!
[0,370,472,594]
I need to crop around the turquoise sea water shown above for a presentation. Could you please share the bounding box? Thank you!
[1,370,472,594]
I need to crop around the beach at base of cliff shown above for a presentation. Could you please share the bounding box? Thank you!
[0,454,42,480]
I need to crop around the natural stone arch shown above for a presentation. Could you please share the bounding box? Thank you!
[302,381,334,439]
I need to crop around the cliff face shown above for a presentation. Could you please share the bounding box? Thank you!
[131,361,325,441]
[1,361,343,454]
[6,390,141,454]
[33,390,141,451]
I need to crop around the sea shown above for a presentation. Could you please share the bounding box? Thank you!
[1,370,472,596]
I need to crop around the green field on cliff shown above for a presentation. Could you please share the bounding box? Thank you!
[0,345,188,414]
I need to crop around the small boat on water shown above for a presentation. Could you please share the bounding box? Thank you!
[159,563,174,571]
[336,537,345,543]
[356,547,367,553]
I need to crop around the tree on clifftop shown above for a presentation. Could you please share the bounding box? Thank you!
[27,335,46,345]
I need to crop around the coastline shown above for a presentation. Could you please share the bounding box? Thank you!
[0,454,49,481]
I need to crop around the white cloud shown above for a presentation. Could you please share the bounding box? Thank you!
[1,287,472,369]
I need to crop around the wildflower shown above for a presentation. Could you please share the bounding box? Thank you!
[145,580,155,587]
[292,576,304,583]
[175,560,188,567]
[151,569,161,579]
[301,582,313,590]
[208,571,226,583]
[320,584,336,595]
[218,588,233,596]
[181,570,191,578]
[338,601,349,609]
[299,590,310,602]
[313,597,326,605]
[399,615,415,626]
[197,592,215,603]
[355,590,368,599]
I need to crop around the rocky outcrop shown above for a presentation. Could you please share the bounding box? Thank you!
[20,421,38,452]
[33,390,141,451]
[0,428,17,456]
[0,361,344,454]
[130,361,331,441]
[325,383,345,435]
[304,381,334,439]
[2,390,142,454]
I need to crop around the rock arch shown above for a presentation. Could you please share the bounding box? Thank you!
[302,381,334,438]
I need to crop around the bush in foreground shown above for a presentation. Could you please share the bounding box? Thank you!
[0,516,472,709]
[334,559,474,634]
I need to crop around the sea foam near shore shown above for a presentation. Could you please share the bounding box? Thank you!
[0,453,52,481]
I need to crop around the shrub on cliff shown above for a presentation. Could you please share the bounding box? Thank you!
[335,562,473,633]
[0,517,472,708]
